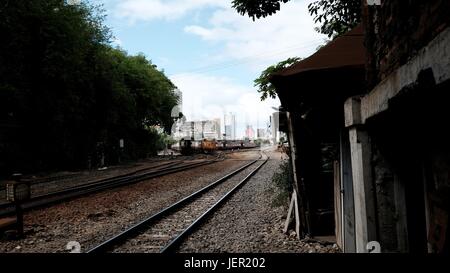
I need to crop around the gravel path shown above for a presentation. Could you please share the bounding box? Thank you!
[178,148,340,253]
[0,151,259,253]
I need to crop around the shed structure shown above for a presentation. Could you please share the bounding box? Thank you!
[270,25,366,252]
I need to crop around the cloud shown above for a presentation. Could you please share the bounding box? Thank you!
[109,0,327,137]
[170,73,279,137]
[114,0,229,22]
[184,0,327,71]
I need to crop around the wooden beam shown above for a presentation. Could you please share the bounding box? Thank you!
[283,190,301,239]
[334,160,343,249]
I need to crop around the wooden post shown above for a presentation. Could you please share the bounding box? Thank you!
[340,129,357,253]
[294,192,300,239]
[334,160,343,249]
[284,192,294,233]
[285,111,308,236]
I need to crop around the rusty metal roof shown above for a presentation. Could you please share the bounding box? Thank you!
[270,25,366,113]
[272,24,365,77]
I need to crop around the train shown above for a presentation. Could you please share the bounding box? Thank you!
[177,138,258,155]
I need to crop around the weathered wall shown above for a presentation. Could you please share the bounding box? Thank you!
[344,0,450,253]
[363,77,450,253]
[364,0,450,89]
[370,142,400,252]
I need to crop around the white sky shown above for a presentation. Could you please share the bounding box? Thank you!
[98,0,327,137]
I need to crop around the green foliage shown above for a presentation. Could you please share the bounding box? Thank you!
[254,57,300,100]
[232,0,290,20]
[308,0,361,38]
[0,0,178,173]
[159,132,177,146]
[232,0,361,38]
[270,159,294,208]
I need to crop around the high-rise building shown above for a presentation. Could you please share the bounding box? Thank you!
[245,125,255,140]
[224,113,236,140]
[271,112,280,144]
[225,125,232,140]
[214,118,221,140]
[177,119,222,141]
[202,119,221,140]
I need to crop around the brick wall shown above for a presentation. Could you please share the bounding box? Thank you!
[363,0,450,89]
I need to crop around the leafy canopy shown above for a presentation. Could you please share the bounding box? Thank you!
[232,0,361,38]
[0,0,179,172]
[254,57,301,101]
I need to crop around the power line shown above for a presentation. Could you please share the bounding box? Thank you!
[169,39,324,78]
[170,41,320,77]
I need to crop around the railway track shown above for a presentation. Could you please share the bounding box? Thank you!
[0,161,177,195]
[0,159,195,191]
[87,151,269,253]
[0,158,222,217]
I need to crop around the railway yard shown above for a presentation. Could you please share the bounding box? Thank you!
[0,147,338,253]
[2,0,449,261]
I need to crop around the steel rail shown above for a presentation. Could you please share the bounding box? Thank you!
[0,161,180,191]
[87,151,268,253]
[0,159,221,217]
[161,154,268,253]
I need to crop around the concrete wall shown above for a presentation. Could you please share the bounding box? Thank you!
[345,3,450,250]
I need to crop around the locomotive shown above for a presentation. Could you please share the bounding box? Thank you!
[178,138,217,155]
[177,138,258,155]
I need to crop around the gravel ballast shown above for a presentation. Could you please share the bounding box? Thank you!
[114,158,266,253]
[0,151,260,253]
[178,148,340,253]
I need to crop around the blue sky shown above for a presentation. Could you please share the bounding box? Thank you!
[88,0,326,138]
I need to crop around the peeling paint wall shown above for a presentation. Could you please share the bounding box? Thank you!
[364,0,450,89]
[371,143,400,252]
[346,0,450,253]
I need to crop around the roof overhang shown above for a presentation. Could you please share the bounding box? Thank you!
[270,24,367,113]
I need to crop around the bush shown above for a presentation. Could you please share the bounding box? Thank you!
[270,159,294,208]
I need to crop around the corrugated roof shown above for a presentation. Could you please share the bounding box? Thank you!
[273,24,365,77]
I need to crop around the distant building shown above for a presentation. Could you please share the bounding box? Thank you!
[271,112,280,144]
[178,121,194,140]
[224,113,236,140]
[176,119,221,140]
[224,125,231,140]
[257,129,266,139]
[245,125,255,140]
[203,119,221,140]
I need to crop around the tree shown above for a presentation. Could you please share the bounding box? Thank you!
[232,0,361,38]
[1,0,179,174]
[254,57,300,101]
[232,0,290,20]
[308,0,361,38]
